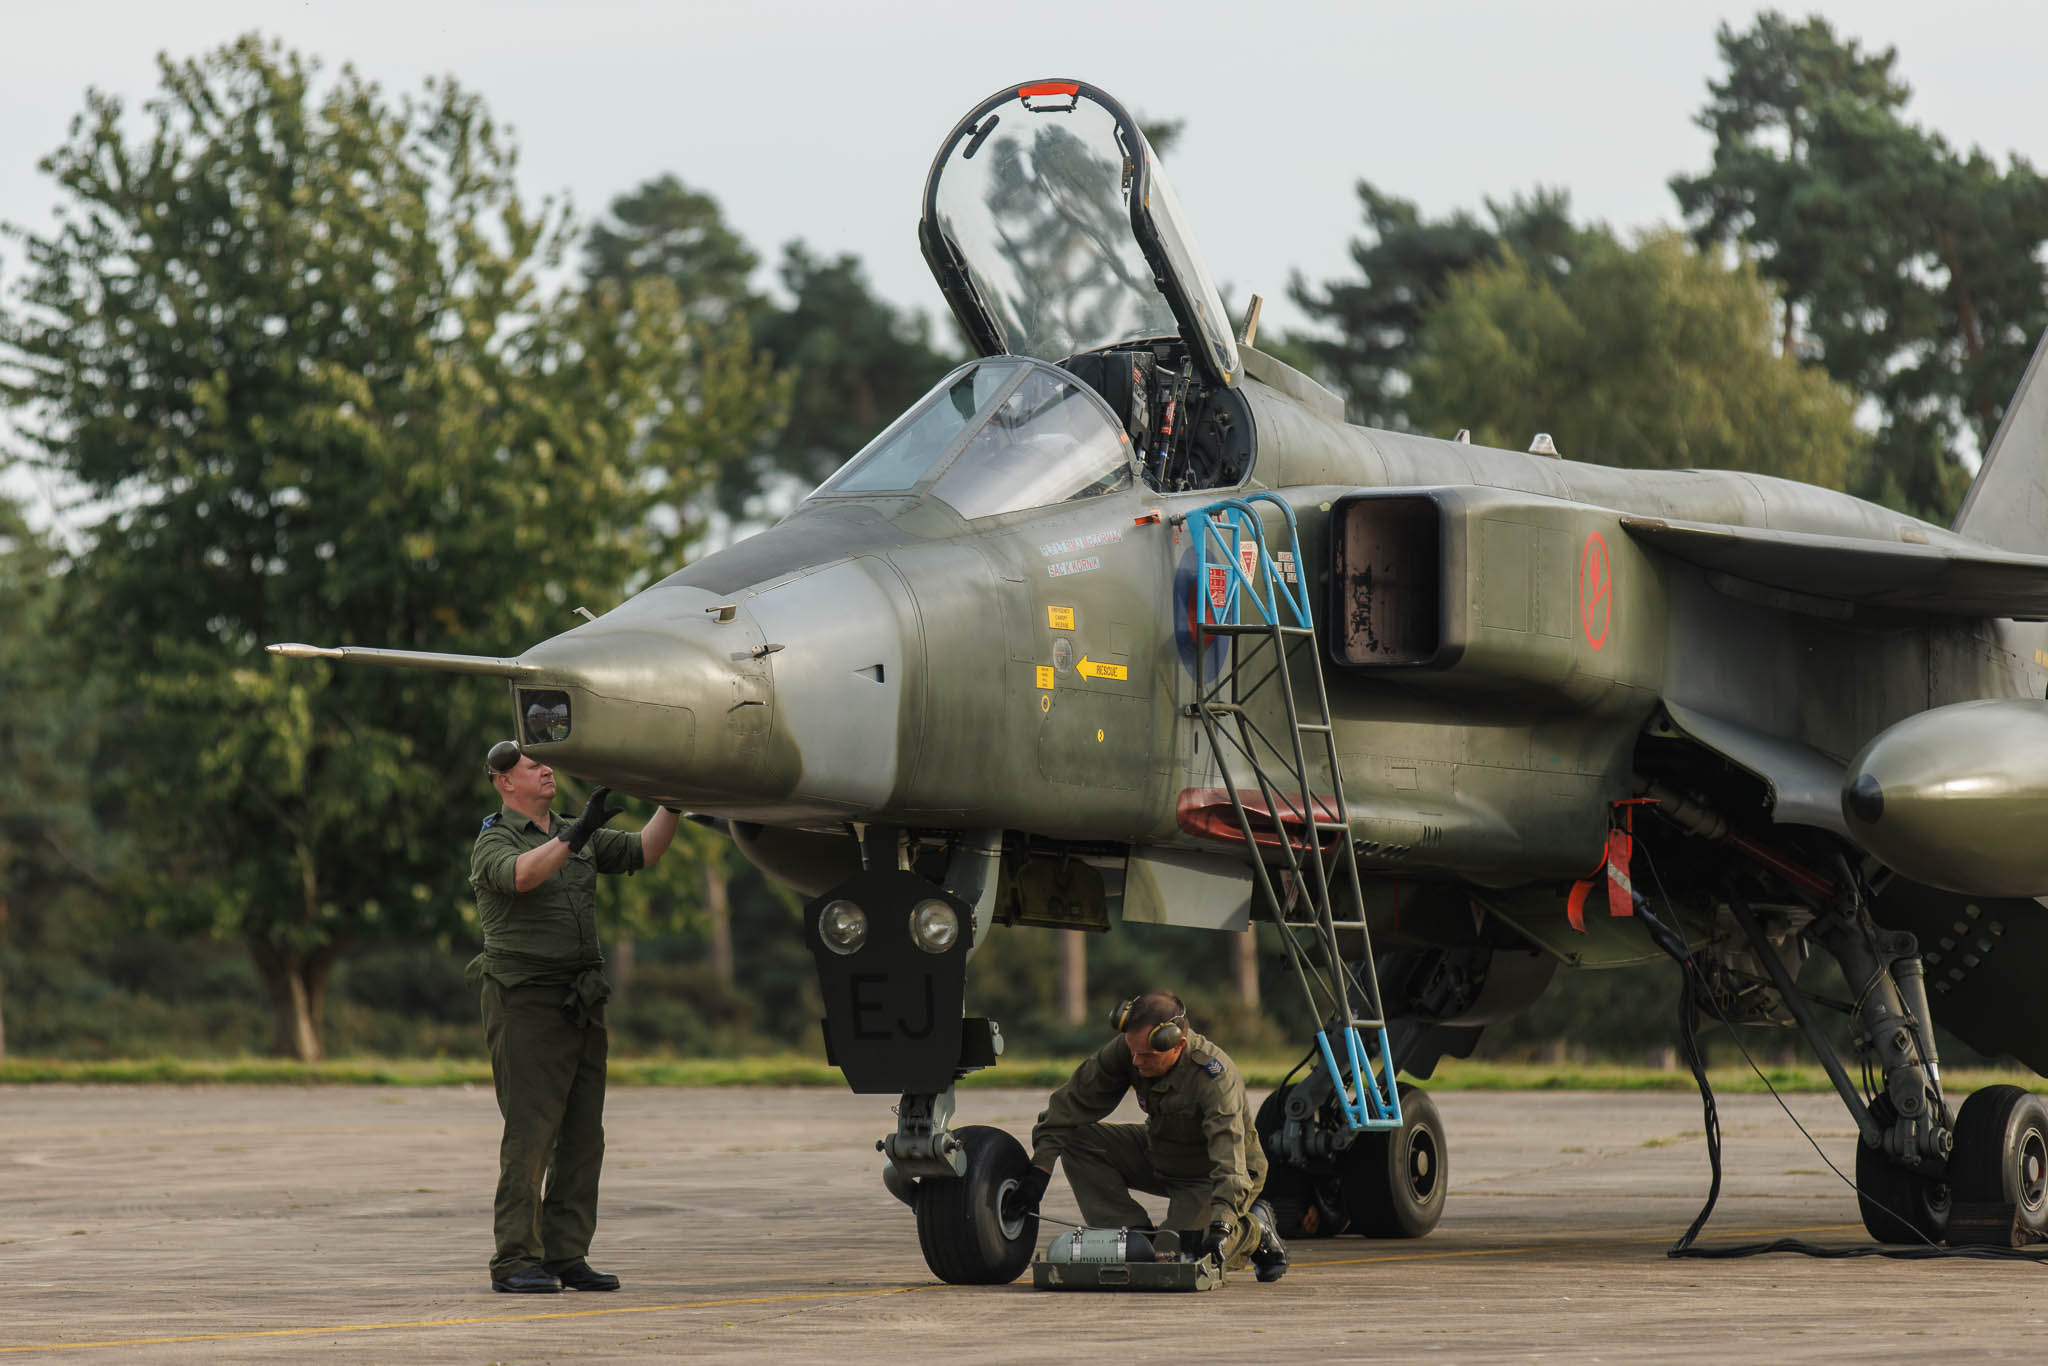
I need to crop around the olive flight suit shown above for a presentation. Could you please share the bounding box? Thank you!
[469,805,644,1279]
[1030,1028,1269,1268]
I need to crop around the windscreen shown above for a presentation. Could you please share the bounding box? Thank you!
[807,357,1134,520]
[931,365,1132,519]
[809,360,1024,497]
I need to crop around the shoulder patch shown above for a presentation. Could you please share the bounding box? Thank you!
[1204,1058,1223,1077]
[480,815,498,831]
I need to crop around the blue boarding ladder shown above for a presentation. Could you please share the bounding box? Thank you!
[1180,493,1402,1136]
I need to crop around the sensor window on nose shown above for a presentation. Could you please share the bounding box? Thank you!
[520,690,572,745]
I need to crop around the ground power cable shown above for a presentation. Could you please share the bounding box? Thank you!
[1634,847,2048,1263]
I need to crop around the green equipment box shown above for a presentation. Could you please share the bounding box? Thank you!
[1030,1227,1221,1292]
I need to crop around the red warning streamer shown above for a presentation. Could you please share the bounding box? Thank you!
[1567,800,1653,932]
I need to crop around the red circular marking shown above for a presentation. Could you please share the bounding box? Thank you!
[1580,532,1612,650]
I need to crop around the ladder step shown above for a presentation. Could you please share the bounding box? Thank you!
[1200,622,1316,637]
[1296,722,1333,733]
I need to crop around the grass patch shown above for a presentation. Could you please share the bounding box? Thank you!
[1,1054,2037,1094]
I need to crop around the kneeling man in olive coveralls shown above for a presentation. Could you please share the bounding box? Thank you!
[1017,990,1288,1281]
[469,741,679,1294]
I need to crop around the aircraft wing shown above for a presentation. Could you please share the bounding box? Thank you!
[1620,515,2048,617]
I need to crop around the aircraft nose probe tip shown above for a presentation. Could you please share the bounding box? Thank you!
[266,642,344,660]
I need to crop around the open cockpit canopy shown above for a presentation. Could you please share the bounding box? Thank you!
[920,79,1240,388]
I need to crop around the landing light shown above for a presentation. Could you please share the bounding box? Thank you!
[819,900,868,955]
[909,899,960,954]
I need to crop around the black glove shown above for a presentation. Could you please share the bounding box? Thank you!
[558,786,625,853]
[1004,1165,1052,1221]
[1200,1219,1233,1263]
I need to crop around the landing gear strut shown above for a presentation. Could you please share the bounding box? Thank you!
[1724,893,1955,1243]
[1636,782,2048,1248]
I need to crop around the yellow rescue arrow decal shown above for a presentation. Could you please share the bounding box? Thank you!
[1076,656,1127,682]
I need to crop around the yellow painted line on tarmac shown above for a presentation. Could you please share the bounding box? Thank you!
[0,1284,944,1356]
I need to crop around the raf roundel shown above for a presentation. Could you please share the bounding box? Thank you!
[1579,531,1613,650]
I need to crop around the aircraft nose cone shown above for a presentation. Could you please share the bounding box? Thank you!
[512,585,796,808]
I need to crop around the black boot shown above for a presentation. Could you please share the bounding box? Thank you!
[1249,1198,1289,1283]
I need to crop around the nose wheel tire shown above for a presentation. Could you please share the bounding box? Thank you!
[1949,1085,2048,1243]
[1339,1082,1447,1238]
[912,1124,1038,1284]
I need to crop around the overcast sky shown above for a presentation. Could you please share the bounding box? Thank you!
[5,2,2047,527]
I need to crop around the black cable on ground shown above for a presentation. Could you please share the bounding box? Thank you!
[1626,887,1721,1255]
[1632,851,2048,1264]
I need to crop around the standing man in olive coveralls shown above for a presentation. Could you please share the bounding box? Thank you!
[469,740,679,1294]
[1015,990,1289,1282]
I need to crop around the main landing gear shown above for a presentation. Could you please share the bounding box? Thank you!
[1257,1074,1448,1241]
[1639,781,2048,1250]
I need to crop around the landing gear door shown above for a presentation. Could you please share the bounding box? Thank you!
[920,79,1241,389]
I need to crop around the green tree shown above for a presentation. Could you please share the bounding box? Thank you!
[582,176,955,519]
[0,36,783,1058]
[1672,11,2048,519]
[0,500,113,1058]
[1289,184,1591,426]
[581,173,759,325]
[744,243,958,508]
[1406,230,1863,487]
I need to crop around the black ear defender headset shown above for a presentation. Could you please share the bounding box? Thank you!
[1110,993,1187,1051]
[485,740,522,776]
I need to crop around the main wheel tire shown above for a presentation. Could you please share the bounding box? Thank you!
[1854,1137,1950,1244]
[1339,1082,1447,1238]
[912,1124,1038,1285]
[1949,1084,2048,1241]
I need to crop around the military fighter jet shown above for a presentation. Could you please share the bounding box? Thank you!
[274,78,2048,1281]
